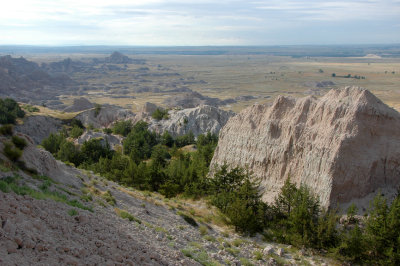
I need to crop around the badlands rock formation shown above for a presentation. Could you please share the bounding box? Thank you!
[210,87,400,208]
[147,105,235,137]
[75,130,123,149]
[18,134,83,188]
[75,104,134,128]
[63,97,94,112]
[15,115,63,145]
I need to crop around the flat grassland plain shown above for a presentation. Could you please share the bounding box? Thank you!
[16,45,400,113]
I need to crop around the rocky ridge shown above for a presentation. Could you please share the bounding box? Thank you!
[75,104,134,128]
[146,105,235,137]
[15,115,63,145]
[210,87,400,209]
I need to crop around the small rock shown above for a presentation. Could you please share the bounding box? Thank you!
[268,257,278,266]
[263,245,275,255]
[277,247,284,257]
[6,240,18,254]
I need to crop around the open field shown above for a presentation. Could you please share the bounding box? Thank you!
[7,46,400,113]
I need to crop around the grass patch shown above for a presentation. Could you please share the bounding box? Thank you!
[226,247,240,257]
[68,209,78,216]
[101,190,116,206]
[232,238,244,247]
[155,226,168,234]
[204,235,216,242]
[239,257,254,266]
[114,208,142,224]
[253,250,263,260]
[0,175,93,212]
[199,225,208,236]
[181,247,218,266]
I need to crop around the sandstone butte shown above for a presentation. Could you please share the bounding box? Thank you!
[210,87,400,209]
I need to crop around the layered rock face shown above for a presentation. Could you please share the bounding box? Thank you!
[210,87,400,208]
[75,130,123,149]
[148,105,235,137]
[75,105,134,128]
[15,115,63,145]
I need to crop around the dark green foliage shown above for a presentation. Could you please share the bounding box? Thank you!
[81,138,113,164]
[151,144,171,167]
[22,104,40,113]
[94,103,101,117]
[3,142,22,162]
[151,108,169,120]
[0,124,13,135]
[103,128,112,134]
[123,121,157,163]
[210,165,266,234]
[11,135,27,149]
[161,131,174,147]
[112,120,132,136]
[57,141,82,166]
[268,179,323,247]
[42,132,66,154]
[69,118,84,129]
[175,131,195,147]
[0,98,25,124]
[69,126,84,138]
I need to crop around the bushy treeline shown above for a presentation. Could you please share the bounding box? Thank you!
[0,98,25,124]
[210,168,400,265]
[41,120,400,265]
[42,121,217,199]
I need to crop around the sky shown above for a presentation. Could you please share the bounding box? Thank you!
[1,0,399,46]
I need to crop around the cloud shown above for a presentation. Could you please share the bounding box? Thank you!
[0,0,399,45]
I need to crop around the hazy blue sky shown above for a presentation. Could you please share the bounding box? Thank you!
[1,0,399,45]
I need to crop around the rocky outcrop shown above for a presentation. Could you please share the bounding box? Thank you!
[63,97,94,112]
[15,115,63,145]
[147,105,235,137]
[75,130,123,149]
[210,87,400,208]
[75,105,134,128]
[0,55,76,105]
[15,134,82,188]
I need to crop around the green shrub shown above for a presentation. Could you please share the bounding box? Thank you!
[69,126,84,138]
[94,103,101,117]
[68,209,78,216]
[42,133,66,154]
[115,208,142,224]
[112,120,132,136]
[0,98,25,124]
[103,128,112,134]
[199,225,208,236]
[151,108,169,120]
[101,190,116,206]
[22,104,39,112]
[11,135,27,149]
[0,124,13,135]
[3,142,22,162]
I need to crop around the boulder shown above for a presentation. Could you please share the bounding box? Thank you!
[210,87,400,208]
